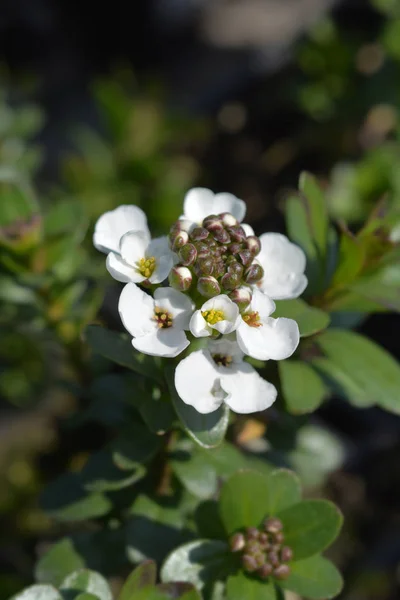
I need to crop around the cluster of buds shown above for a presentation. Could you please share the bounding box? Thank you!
[168,212,264,301]
[229,517,293,581]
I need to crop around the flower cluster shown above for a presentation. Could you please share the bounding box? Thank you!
[93,187,307,415]
[229,518,293,581]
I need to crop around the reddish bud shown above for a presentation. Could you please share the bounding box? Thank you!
[168,266,192,292]
[264,517,283,534]
[179,243,197,266]
[190,227,209,242]
[281,546,293,563]
[246,235,261,256]
[244,262,264,284]
[258,563,273,579]
[197,276,221,298]
[273,564,291,580]
[230,533,246,553]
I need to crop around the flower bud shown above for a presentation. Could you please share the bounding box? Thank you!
[196,242,210,255]
[274,532,285,544]
[246,527,260,540]
[273,565,291,580]
[246,235,261,256]
[238,249,253,266]
[197,276,221,298]
[258,563,273,579]
[267,551,280,568]
[264,517,283,534]
[171,230,189,252]
[280,546,293,562]
[245,540,261,555]
[227,260,243,278]
[197,257,214,276]
[228,242,243,255]
[203,215,222,232]
[254,553,266,568]
[179,243,197,266]
[219,212,238,227]
[213,260,226,279]
[227,225,246,243]
[221,272,240,291]
[213,228,231,244]
[242,554,258,573]
[229,286,252,310]
[168,266,192,291]
[190,226,209,242]
[244,262,264,284]
[230,533,246,553]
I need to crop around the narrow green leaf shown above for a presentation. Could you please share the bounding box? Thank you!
[11,585,62,600]
[277,500,343,560]
[273,299,330,337]
[299,171,328,257]
[81,448,146,493]
[35,538,85,587]
[281,555,343,599]
[331,230,365,287]
[226,572,277,600]
[85,326,162,382]
[160,540,232,593]
[118,561,157,600]
[60,570,112,600]
[165,366,229,449]
[279,360,326,414]
[219,470,270,534]
[314,329,400,413]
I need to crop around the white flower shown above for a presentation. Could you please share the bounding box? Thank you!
[256,233,308,300]
[190,295,241,338]
[93,205,149,254]
[175,338,277,414]
[106,231,175,284]
[183,187,246,226]
[236,288,299,361]
[118,283,194,357]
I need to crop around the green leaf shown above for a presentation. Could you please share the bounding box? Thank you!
[11,585,62,600]
[313,329,400,413]
[263,469,302,514]
[279,360,326,414]
[161,540,232,594]
[226,572,278,600]
[118,561,157,600]
[299,171,328,258]
[171,450,218,499]
[165,366,229,449]
[277,500,343,560]
[85,326,162,382]
[35,538,85,587]
[60,570,112,600]
[44,199,88,243]
[219,471,270,534]
[81,448,146,493]
[156,583,202,600]
[281,555,343,599]
[331,230,365,287]
[40,474,112,522]
[273,299,330,337]
[349,267,400,312]
[195,501,227,541]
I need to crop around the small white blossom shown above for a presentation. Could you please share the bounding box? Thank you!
[236,288,299,361]
[175,338,277,414]
[256,233,308,300]
[182,187,246,226]
[118,283,194,357]
[190,295,241,338]
[106,231,175,284]
[93,205,149,254]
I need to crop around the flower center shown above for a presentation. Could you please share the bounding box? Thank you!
[202,309,225,325]
[212,353,233,368]
[136,256,156,279]
[243,311,262,328]
[154,306,173,329]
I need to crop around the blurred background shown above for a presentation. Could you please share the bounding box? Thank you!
[1,0,400,598]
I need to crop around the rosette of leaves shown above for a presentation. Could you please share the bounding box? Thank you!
[161,469,343,600]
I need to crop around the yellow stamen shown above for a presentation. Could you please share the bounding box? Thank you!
[153,306,173,329]
[212,353,233,367]
[243,311,261,328]
[202,309,225,325]
[136,256,156,279]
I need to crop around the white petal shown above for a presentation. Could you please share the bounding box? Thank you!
[120,231,149,265]
[249,287,276,319]
[258,233,307,300]
[106,252,143,283]
[183,188,216,224]
[241,223,255,236]
[236,317,299,361]
[175,350,225,414]
[118,283,156,338]
[213,313,241,335]
[149,254,174,284]
[93,205,149,254]
[154,288,194,329]
[207,338,244,364]
[200,295,240,334]
[190,310,211,337]
[213,192,246,222]
[222,363,277,414]
[147,236,170,257]
[132,328,189,358]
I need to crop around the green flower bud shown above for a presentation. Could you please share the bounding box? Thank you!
[254,553,266,568]
[213,228,231,244]
[197,256,214,276]
[213,260,226,278]
[197,276,221,298]
[267,551,280,568]
[273,564,291,580]
[227,260,243,278]
[238,249,253,266]
[221,272,240,291]
[246,235,261,256]
[179,243,197,266]
[242,554,258,573]
[258,563,273,579]
[280,546,293,562]
[219,212,238,227]
[203,215,222,231]
[244,262,264,284]
[197,242,210,254]
[274,532,285,544]
[264,517,283,534]
[227,225,246,243]
[230,533,246,553]
[171,230,189,252]
[168,266,192,291]
[228,242,243,255]
[229,286,252,310]
[190,226,209,242]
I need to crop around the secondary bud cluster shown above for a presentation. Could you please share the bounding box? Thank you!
[168,213,263,299]
[229,518,293,581]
